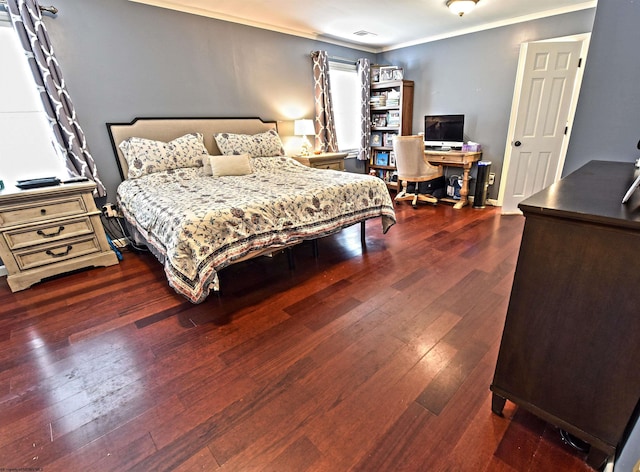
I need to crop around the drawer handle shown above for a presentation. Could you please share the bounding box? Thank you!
[37,226,65,238]
[46,245,73,258]
[40,208,47,215]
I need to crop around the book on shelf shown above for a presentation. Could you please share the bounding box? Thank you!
[386,90,400,106]
[370,89,400,108]
[374,169,396,183]
[370,93,386,107]
[370,131,383,146]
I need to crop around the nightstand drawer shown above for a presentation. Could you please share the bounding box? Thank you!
[0,195,88,227]
[319,162,344,171]
[292,152,347,170]
[3,216,95,250]
[13,235,102,271]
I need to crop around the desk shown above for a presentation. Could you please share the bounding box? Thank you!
[292,152,348,171]
[424,150,481,209]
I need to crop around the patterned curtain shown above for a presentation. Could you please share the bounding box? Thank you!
[311,50,338,153]
[8,0,107,197]
[357,58,371,161]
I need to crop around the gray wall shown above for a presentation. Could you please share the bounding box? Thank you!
[43,1,596,202]
[43,0,374,200]
[379,9,596,198]
[564,1,640,176]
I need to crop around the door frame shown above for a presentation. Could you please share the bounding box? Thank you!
[496,33,591,210]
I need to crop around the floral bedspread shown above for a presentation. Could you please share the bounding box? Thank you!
[117,156,396,303]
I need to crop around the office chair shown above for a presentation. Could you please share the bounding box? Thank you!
[393,135,443,208]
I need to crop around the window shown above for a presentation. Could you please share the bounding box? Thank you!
[0,22,67,185]
[329,61,360,156]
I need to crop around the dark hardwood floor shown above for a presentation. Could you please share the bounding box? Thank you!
[0,203,596,471]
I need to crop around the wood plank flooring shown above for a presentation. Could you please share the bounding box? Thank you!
[0,203,596,471]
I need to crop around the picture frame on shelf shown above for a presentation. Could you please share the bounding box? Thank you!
[386,110,400,128]
[370,131,383,147]
[379,66,397,82]
[372,114,387,127]
[392,68,404,81]
[375,151,390,166]
[371,68,380,83]
[383,132,395,147]
[389,151,396,167]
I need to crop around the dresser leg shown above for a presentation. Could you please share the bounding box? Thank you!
[491,392,506,416]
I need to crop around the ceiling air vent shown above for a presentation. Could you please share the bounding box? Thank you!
[353,30,377,37]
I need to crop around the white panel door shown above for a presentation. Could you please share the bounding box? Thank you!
[501,41,582,214]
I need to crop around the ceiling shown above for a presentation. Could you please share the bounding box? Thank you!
[131,0,597,52]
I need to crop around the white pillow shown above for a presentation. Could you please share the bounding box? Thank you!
[119,133,208,179]
[214,129,285,157]
[209,153,253,177]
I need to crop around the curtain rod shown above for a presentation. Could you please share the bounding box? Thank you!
[0,1,58,15]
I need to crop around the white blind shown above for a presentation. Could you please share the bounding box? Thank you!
[329,61,360,154]
[0,25,67,184]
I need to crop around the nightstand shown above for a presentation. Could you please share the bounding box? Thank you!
[292,152,348,171]
[0,181,119,292]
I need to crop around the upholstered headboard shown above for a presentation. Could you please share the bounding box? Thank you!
[106,117,278,180]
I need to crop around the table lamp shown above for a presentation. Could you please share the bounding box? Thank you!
[294,119,315,156]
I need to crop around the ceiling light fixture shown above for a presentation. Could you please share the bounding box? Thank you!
[446,0,479,17]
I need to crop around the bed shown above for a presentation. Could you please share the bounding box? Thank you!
[107,117,396,303]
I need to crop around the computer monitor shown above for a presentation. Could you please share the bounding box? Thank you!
[424,114,464,148]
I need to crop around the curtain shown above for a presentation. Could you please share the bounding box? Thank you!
[356,58,371,161]
[311,50,338,153]
[8,0,107,198]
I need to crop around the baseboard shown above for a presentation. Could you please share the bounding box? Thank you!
[468,196,499,207]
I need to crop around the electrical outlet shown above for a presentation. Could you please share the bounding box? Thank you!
[488,173,495,185]
[101,203,119,218]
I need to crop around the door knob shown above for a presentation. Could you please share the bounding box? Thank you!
[514,141,522,147]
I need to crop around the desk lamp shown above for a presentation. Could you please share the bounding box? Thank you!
[294,119,315,156]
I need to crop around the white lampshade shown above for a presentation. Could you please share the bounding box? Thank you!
[294,119,315,136]
[447,0,478,17]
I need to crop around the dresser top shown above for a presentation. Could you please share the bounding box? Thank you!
[519,160,640,230]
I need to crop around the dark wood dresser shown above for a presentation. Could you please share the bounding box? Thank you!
[491,160,640,469]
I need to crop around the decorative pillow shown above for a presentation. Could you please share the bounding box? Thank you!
[209,153,253,177]
[119,132,208,179]
[214,129,285,157]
